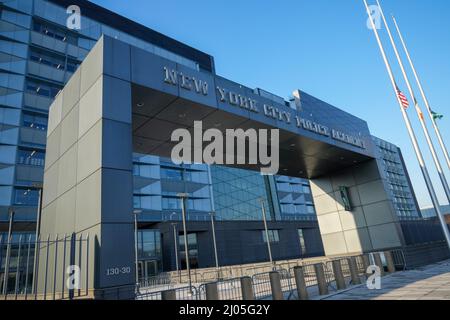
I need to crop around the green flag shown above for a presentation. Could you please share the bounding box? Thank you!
[432,111,444,120]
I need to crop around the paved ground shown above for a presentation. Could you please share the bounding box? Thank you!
[322,260,450,300]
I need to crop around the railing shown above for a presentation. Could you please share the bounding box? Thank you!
[2,242,407,301]
[136,286,199,301]
[138,285,198,300]
[391,249,407,270]
[139,273,173,289]
[251,272,272,300]
[0,233,90,300]
[137,250,407,301]
[293,263,318,287]
[216,278,243,300]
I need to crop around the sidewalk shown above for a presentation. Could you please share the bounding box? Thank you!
[322,260,450,300]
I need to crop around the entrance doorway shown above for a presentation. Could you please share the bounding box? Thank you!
[138,260,159,282]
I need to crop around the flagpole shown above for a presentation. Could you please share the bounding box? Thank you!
[376,0,450,205]
[362,0,450,250]
[392,16,450,171]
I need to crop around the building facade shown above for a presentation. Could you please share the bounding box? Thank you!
[0,0,428,292]
[421,205,449,218]
[0,0,327,279]
[372,136,421,219]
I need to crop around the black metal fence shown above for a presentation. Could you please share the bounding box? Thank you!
[1,242,409,300]
[0,233,89,300]
[400,217,447,245]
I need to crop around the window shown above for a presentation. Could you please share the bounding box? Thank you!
[22,112,48,131]
[133,164,159,179]
[302,184,311,194]
[26,80,61,98]
[14,188,40,206]
[29,49,65,70]
[133,196,140,209]
[33,20,78,45]
[161,168,183,181]
[66,60,80,73]
[162,197,180,210]
[137,229,162,260]
[298,229,307,254]
[211,165,273,221]
[17,148,45,167]
[161,197,198,211]
[179,233,199,269]
[262,230,279,243]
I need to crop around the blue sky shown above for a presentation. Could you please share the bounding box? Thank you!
[90,0,450,208]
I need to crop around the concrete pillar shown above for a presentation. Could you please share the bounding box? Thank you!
[269,272,284,300]
[161,289,176,300]
[40,37,135,299]
[205,282,219,300]
[373,253,385,276]
[384,251,396,273]
[314,263,329,296]
[348,257,361,285]
[332,260,346,290]
[310,160,403,257]
[240,277,255,300]
[293,266,309,300]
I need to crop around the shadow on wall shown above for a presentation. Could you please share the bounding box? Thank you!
[310,159,403,257]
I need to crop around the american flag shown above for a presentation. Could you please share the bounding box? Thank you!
[396,86,409,109]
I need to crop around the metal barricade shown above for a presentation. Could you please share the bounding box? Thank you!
[294,263,319,287]
[278,269,296,300]
[136,290,162,300]
[391,249,407,271]
[339,258,351,278]
[354,255,369,275]
[139,273,173,290]
[217,277,243,300]
[251,272,273,300]
[323,261,336,290]
[250,269,295,300]
[137,285,198,300]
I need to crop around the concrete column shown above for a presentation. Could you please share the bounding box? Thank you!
[293,266,309,300]
[240,277,255,300]
[40,36,135,299]
[373,253,385,276]
[332,260,346,290]
[161,289,177,300]
[269,272,284,300]
[348,257,361,285]
[205,282,219,300]
[310,160,403,257]
[314,263,329,296]
[384,251,396,273]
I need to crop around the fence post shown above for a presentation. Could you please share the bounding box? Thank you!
[161,289,177,300]
[68,233,76,300]
[293,266,309,300]
[362,254,370,274]
[269,271,284,300]
[332,260,346,290]
[373,253,385,276]
[384,251,396,273]
[240,277,255,300]
[205,282,219,300]
[348,257,361,285]
[2,235,12,296]
[314,264,329,296]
